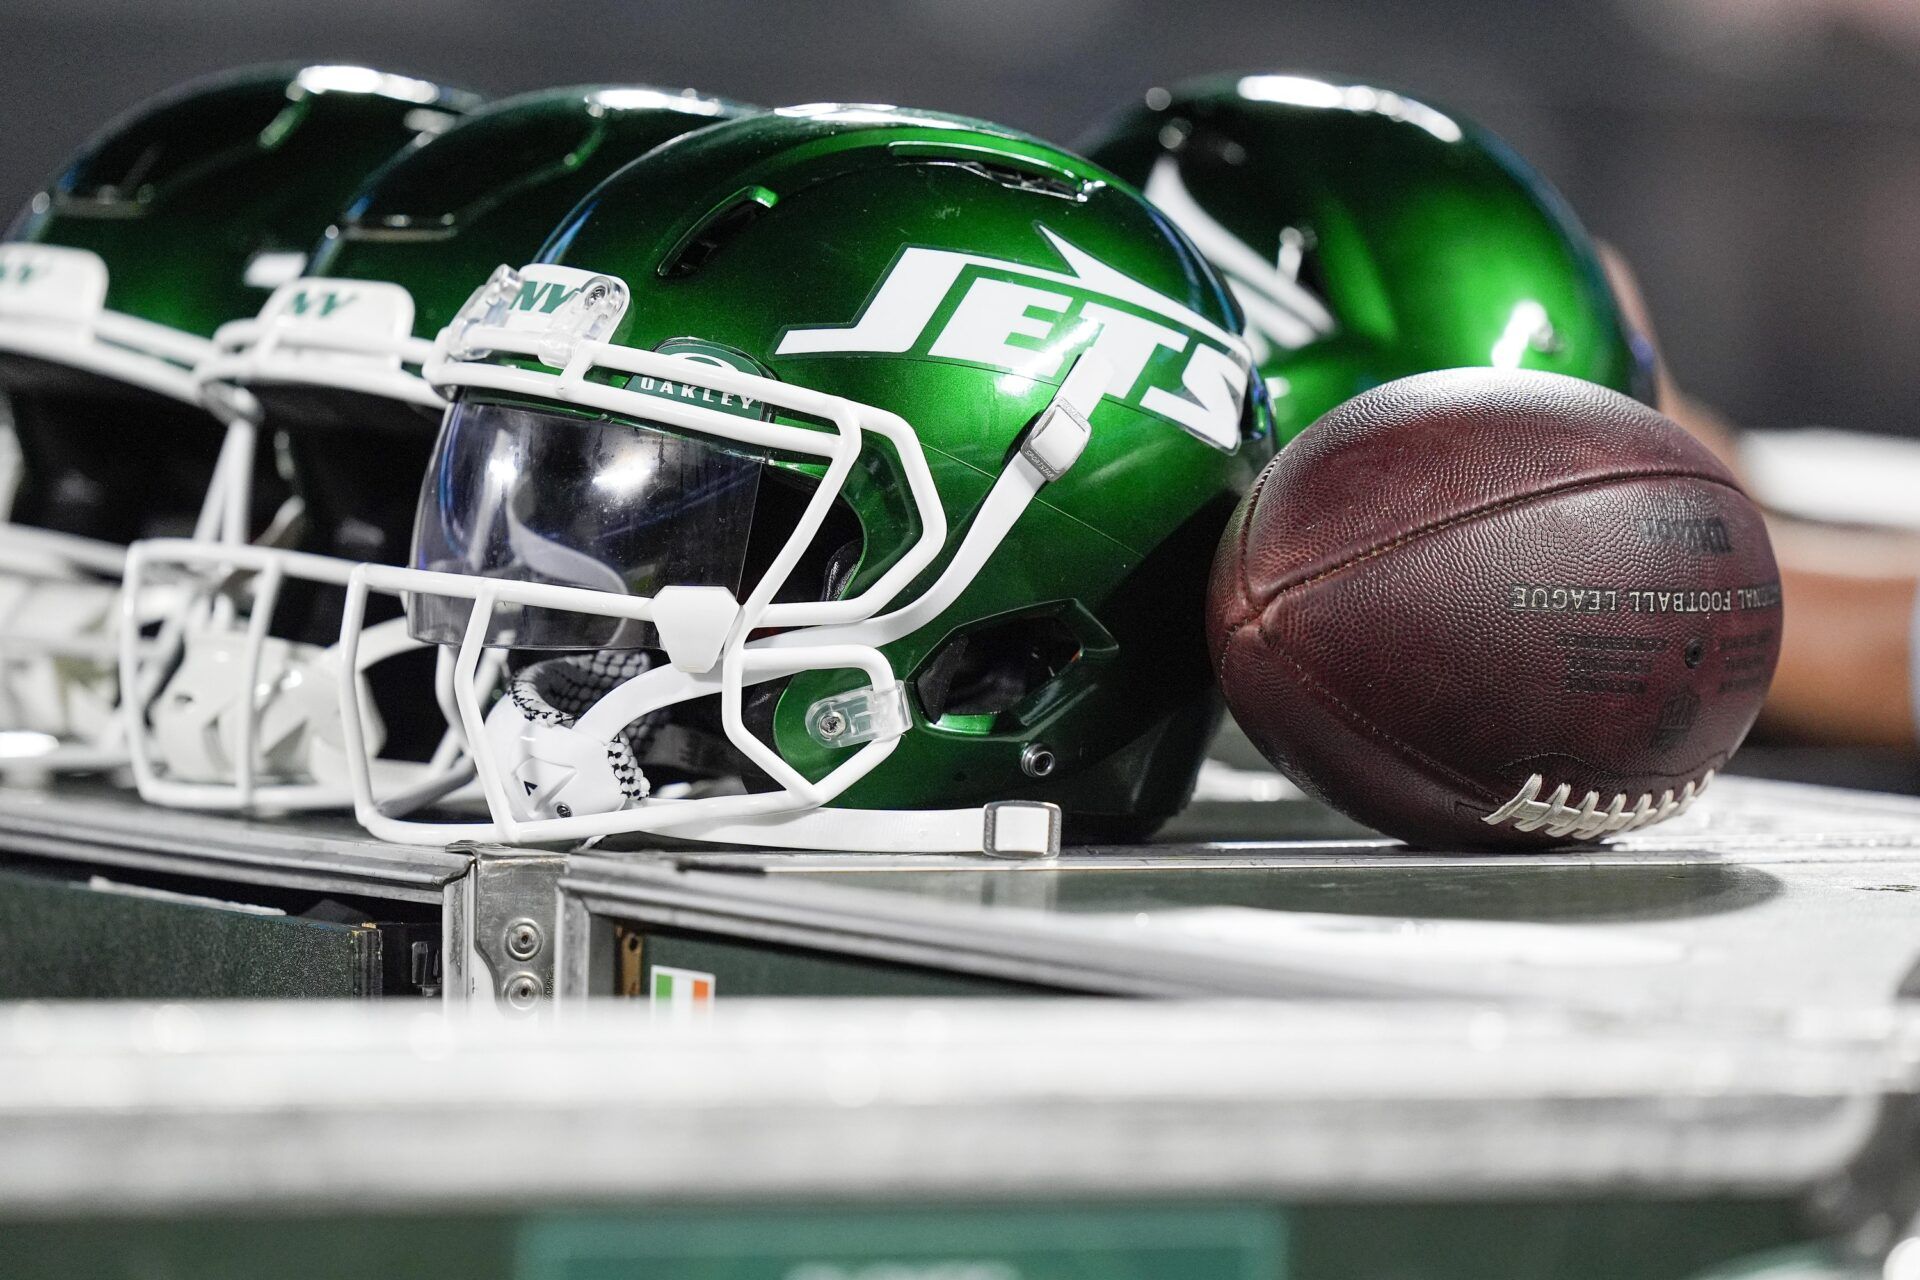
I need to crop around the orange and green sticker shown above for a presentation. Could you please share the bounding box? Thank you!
[650,965,715,1011]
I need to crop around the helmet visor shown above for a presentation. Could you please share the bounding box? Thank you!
[407,400,763,649]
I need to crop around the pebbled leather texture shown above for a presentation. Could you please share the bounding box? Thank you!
[1208,368,1783,848]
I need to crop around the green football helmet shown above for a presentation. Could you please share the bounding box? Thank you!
[0,63,476,773]
[335,105,1272,854]
[119,84,754,814]
[1080,73,1654,444]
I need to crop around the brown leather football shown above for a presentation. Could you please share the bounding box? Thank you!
[1208,369,1782,848]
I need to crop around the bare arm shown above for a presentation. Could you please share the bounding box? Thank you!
[1603,245,1920,748]
[1766,539,1918,747]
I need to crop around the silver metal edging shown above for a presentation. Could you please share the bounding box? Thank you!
[557,859,1504,1002]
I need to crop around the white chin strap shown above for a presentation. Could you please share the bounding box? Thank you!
[336,314,1110,858]
[118,539,490,814]
[146,630,354,785]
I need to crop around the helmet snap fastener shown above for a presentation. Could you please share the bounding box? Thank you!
[1021,743,1057,778]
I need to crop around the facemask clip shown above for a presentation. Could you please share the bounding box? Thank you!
[446,265,522,361]
[805,681,911,749]
[652,584,739,674]
[537,275,629,370]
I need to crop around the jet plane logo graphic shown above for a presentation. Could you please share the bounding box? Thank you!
[1142,156,1336,367]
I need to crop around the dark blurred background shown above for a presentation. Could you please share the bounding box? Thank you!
[2,0,1915,439]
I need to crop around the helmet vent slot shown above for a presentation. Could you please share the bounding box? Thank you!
[658,186,777,279]
[952,161,1085,202]
[885,141,1091,202]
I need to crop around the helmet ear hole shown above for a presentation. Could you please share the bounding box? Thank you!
[913,611,1087,726]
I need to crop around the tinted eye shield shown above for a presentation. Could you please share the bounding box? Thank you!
[406,399,771,650]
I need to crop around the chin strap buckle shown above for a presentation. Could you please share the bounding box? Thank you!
[1018,352,1110,484]
[983,800,1062,859]
[1020,400,1090,483]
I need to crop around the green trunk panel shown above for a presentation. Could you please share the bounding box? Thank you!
[789,862,1780,925]
[521,1206,1279,1279]
[0,866,380,999]
[0,1199,1821,1280]
[628,923,1061,998]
